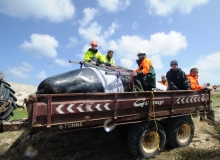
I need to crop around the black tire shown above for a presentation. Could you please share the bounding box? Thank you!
[128,121,166,159]
[165,115,194,148]
[0,80,17,120]
[207,110,215,121]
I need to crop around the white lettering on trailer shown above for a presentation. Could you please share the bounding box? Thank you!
[133,100,145,107]
[56,104,65,114]
[67,104,75,113]
[59,122,83,130]
[76,104,85,112]
[133,100,164,107]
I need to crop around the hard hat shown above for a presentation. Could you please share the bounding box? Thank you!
[90,41,98,46]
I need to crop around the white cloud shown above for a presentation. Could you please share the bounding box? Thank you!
[103,22,119,38]
[35,71,47,80]
[149,55,163,69]
[78,21,102,42]
[78,21,119,51]
[193,52,220,71]
[120,58,134,69]
[18,62,33,73]
[106,31,186,69]
[114,31,187,59]
[146,0,209,16]
[66,37,78,49]
[7,62,33,79]
[79,8,98,26]
[183,52,220,85]
[55,59,71,67]
[132,22,138,30]
[97,0,130,12]
[20,34,59,58]
[0,0,75,23]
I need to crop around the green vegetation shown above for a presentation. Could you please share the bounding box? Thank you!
[9,107,28,120]
[177,147,220,160]
[177,119,220,160]
[211,90,220,108]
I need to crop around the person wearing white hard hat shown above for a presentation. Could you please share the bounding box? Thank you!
[133,51,156,91]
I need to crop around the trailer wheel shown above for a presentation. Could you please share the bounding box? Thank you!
[128,121,166,159]
[0,80,17,120]
[165,115,194,148]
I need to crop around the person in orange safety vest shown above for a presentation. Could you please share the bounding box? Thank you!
[158,75,168,86]
[133,51,156,91]
[187,68,204,90]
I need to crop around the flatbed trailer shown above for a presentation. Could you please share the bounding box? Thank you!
[16,89,212,158]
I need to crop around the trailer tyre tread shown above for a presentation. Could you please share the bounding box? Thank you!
[165,115,194,148]
[128,121,166,159]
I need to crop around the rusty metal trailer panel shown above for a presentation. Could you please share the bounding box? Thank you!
[26,90,211,135]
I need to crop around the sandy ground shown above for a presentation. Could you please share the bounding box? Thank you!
[6,81,37,107]
[0,82,219,159]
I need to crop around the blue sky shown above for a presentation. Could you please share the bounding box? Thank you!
[0,0,220,86]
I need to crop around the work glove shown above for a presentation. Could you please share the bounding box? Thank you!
[105,63,111,67]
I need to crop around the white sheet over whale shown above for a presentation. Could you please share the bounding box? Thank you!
[89,67,167,92]
[89,67,124,93]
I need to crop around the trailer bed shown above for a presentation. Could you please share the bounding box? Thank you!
[25,90,211,135]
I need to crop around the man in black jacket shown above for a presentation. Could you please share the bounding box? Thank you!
[166,60,190,90]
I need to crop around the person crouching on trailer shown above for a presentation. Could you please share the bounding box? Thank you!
[133,52,156,91]
[103,50,115,67]
[84,41,104,65]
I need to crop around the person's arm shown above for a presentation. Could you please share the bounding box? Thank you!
[111,58,115,66]
[84,51,91,62]
[135,59,150,75]
[97,52,104,63]
[182,72,191,90]
[190,79,204,90]
[166,72,178,90]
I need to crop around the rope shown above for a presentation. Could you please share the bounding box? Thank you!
[116,70,121,92]
[133,85,143,92]
[150,91,160,150]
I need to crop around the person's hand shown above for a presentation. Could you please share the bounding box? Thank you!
[105,63,111,67]
[133,72,137,77]
[204,86,213,91]
[91,61,96,65]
